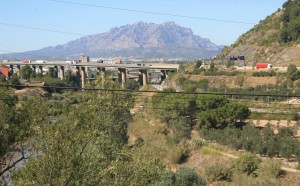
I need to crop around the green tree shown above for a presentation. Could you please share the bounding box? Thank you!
[0,74,6,83]
[6,76,21,89]
[197,103,250,129]
[195,60,202,69]
[0,89,47,182]
[126,79,140,91]
[20,65,33,80]
[65,70,80,87]
[279,137,296,160]
[46,67,57,78]
[280,0,300,42]
[13,81,166,185]
[286,64,299,81]
[209,61,217,72]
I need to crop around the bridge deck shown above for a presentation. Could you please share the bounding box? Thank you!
[1,61,179,70]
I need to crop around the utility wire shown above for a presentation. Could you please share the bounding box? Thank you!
[160,0,282,6]
[0,22,84,36]
[1,84,300,98]
[48,0,256,25]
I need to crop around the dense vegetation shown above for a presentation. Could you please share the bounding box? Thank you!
[1,61,300,185]
[176,63,300,99]
[0,89,47,184]
[201,124,300,162]
[281,0,300,43]
[152,92,250,142]
[1,76,210,185]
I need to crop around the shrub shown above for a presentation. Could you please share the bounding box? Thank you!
[156,171,176,185]
[126,79,140,91]
[167,146,189,164]
[204,162,232,182]
[232,153,261,175]
[234,74,245,87]
[256,160,282,179]
[252,71,277,77]
[155,168,207,186]
[176,168,207,186]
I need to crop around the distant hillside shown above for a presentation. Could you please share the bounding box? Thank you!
[0,22,222,60]
[220,0,300,66]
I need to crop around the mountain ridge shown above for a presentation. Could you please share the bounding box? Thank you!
[1,21,222,60]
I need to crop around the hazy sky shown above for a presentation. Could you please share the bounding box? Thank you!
[0,0,286,54]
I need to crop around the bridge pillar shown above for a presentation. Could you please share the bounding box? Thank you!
[59,66,65,80]
[32,65,36,75]
[54,66,59,78]
[118,68,127,86]
[9,65,14,76]
[97,67,106,87]
[160,70,166,82]
[38,66,43,76]
[139,69,148,86]
[80,67,86,88]
[160,70,171,83]
[16,65,21,77]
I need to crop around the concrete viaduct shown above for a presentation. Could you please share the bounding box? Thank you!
[1,61,179,88]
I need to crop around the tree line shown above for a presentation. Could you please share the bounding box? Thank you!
[201,124,300,163]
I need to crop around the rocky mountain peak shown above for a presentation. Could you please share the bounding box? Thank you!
[0,22,222,59]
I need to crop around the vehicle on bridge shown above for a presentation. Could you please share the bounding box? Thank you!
[35,60,46,64]
[22,60,32,63]
[66,60,77,64]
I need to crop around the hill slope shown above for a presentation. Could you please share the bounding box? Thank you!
[1,22,222,60]
[220,0,300,66]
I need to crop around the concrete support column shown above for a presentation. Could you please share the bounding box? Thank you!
[118,68,127,86]
[85,66,90,78]
[76,66,80,76]
[160,70,166,83]
[80,67,86,88]
[59,66,65,80]
[166,70,170,79]
[139,69,148,86]
[54,66,59,78]
[32,65,36,74]
[38,66,43,76]
[9,65,14,76]
[16,65,21,77]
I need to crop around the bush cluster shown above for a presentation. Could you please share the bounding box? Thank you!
[252,71,277,77]
[201,124,300,162]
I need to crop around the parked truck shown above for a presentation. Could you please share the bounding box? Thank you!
[256,63,272,69]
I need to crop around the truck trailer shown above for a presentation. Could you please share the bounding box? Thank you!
[256,63,272,69]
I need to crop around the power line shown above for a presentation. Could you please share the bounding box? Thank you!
[0,22,84,36]
[160,0,282,5]
[1,84,300,98]
[48,0,256,25]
